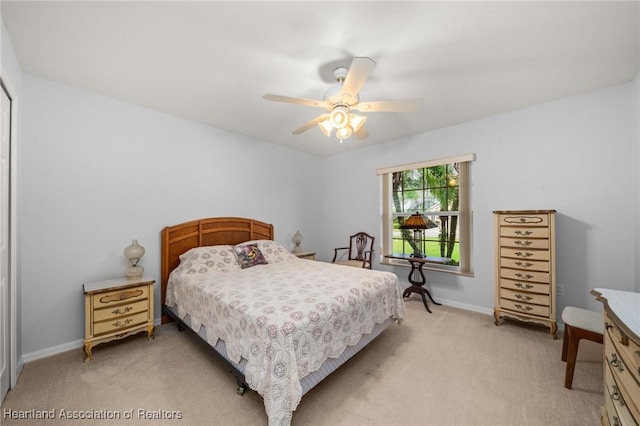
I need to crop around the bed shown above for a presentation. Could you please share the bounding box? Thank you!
[161,217,405,426]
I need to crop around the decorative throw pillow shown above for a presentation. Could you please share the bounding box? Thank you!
[234,243,268,269]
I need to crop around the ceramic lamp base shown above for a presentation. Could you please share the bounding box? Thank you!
[126,265,144,279]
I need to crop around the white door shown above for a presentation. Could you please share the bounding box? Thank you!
[0,82,11,402]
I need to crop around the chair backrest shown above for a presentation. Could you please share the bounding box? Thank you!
[349,232,375,261]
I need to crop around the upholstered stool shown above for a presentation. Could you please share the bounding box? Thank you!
[561,306,604,389]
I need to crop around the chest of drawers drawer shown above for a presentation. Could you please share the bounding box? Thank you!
[500,298,549,318]
[501,288,550,305]
[500,247,550,261]
[499,237,549,250]
[500,267,550,284]
[500,278,549,294]
[500,257,549,272]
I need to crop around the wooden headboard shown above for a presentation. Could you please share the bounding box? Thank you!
[160,217,274,323]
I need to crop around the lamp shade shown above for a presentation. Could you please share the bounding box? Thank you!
[400,212,429,229]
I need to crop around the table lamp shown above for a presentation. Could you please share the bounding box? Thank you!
[400,212,429,258]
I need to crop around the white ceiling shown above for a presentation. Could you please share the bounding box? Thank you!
[2,1,639,157]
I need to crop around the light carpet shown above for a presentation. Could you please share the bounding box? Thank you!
[1,300,603,425]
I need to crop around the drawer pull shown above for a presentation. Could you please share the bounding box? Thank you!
[515,273,534,279]
[112,306,132,315]
[610,353,625,372]
[514,304,533,312]
[612,416,620,426]
[514,282,533,290]
[514,294,533,301]
[514,230,532,236]
[113,318,132,328]
[611,385,624,406]
[514,240,532,246]
[514,251,533,258]
[515,261,533,268]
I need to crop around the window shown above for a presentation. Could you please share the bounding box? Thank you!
[377,153,474,275]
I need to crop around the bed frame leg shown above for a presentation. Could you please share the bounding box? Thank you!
[236,378,247,396]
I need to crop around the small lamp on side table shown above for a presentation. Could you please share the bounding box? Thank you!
[292,230,303,253]
[400,212,432,258]
[124,239,145,279]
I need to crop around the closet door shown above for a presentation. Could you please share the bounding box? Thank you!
[0,82,11,402]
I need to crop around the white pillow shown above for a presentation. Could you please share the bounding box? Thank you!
[177,245,241,273]
[242,240,297,264]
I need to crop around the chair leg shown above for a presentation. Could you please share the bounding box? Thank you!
[563,325,604,390]
[564,325,579,389]
[561,325,569,362]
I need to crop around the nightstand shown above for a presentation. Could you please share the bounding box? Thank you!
[83,276,155,362]
[294,251,316,260]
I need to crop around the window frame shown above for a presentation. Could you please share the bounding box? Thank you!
[377,153,475,275]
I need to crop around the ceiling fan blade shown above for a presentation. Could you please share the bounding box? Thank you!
[354,125,369,140]
[292,114,329,135]
[353,99,423,113]
[340,57,376,102]
[263,94,327,109]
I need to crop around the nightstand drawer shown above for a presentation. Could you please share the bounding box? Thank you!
[93,285,148,307]
[93,311,149,336]
[93,299,148,322]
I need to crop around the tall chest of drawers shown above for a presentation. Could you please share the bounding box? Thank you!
[493,210,557,338]
[83,276,155,361]
[592,289,640,426]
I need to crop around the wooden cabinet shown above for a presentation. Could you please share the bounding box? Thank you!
[592,289,640,426]
[493,210,557,338]
[83,277,155,361]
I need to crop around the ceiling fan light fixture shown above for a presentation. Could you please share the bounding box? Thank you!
[318,119,333,137]
[336,125,353,141]
[349,114,367,132]
[329,105,349,128]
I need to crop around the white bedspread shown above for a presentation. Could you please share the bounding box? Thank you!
[166,257,405,426]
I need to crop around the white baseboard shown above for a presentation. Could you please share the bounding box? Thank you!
[22,339,84,363]
[436,297,494,316]
[21,317,164,363]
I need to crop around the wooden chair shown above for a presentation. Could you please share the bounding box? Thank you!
[561,306,604,389]
[332,232,375,269]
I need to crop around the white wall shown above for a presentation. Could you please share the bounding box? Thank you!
[321,82,637,317]
[19,76,324,357]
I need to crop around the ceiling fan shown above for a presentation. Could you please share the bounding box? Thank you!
[263,57,423,143]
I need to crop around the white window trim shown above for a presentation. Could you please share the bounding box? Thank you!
[377,153,475,275]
